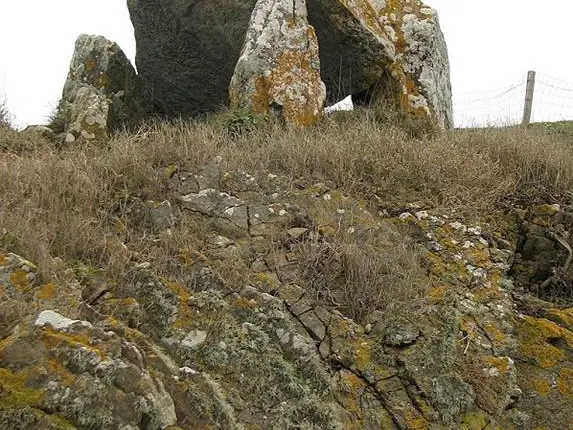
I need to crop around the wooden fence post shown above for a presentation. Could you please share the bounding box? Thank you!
[522,70,536,125]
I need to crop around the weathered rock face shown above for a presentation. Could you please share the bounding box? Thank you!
[128,0,452,127]
[308,0,453,128]
[127,0,258,116]
[511,204,573,306]
[3,160,573,428]
[53,34,140,142]
[229,0,326,127]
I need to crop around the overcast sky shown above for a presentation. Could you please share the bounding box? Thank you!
[1,1,573,128]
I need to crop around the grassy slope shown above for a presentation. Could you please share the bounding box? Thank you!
[529,120,573,137]
[0,112,572,288]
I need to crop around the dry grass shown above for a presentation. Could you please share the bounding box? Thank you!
[294,227,426,322]
[1,114,573,300]
[458,353,511,415]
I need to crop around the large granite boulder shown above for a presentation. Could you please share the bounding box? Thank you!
[229,0,326,127]
[127,0,452,128]
[127,0,258,117]
[52,34,140,142]
[308,0,453,128]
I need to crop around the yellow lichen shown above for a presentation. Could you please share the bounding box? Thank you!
[460,315,477,338]
[532,204,560,217]
[164,165,179,180]
[485,356,510,374]
[318,225,337,237]
[0,367,45,409]
[464,246,490,266]
[251,272,277,291]
[517,316,566,369]
[481,321,506,346]
[460,411,490,430]
[0,253,8,266]
[178,249,208,267]
[529,376,551,397]
[403,409,429,430]
[472,282,503,304]
[425,251,469,285]
[41,327,104,359]
[545,308,573,331]
[165,279,197,330]
[557,367,573,397]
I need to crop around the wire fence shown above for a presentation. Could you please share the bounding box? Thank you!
[454,72,573,128]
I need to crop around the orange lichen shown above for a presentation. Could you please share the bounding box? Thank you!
[403,409,429,430]
[231,297,257,310]
[36,283,57,301]
[9,269,31,292]
[250,43,324,127]
[0,253,8,266]
[46,359,75,387]
[426,285,447,304]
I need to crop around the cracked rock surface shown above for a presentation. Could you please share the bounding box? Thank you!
[1,162,572,429]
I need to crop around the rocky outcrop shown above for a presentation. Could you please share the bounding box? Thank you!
[52,34,140,142]
[308,0,453,128]
[229,0,326,127]
[511,203,573,306]
[127,0,452,127]
[2,159,573,428]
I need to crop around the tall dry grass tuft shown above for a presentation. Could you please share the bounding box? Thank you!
[294,228,426,323]
[1,115,573,289]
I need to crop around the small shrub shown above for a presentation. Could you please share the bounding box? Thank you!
[216,108,268,138]
[47,99,70,134]
[0,95,12,129]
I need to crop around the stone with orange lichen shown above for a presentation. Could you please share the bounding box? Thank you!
[0,252,37,297]
[308,0,452,127]
[229,0,326,127]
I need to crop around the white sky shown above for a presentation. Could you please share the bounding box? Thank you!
[1,1,573,128]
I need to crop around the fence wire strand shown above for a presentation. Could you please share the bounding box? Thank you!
[455,72,573,127]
